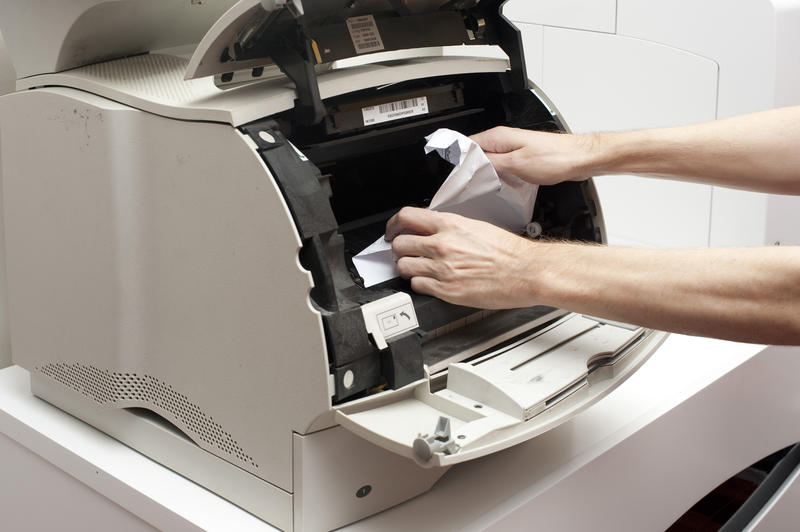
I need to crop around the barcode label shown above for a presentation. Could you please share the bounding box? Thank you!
[346,15,385,54]
[362,97,430,126]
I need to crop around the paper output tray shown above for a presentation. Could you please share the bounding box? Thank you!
[336,315,664,467]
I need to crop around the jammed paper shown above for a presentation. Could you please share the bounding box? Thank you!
[353,128,538,287]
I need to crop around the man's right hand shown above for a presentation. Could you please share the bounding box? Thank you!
[470,126,601,186]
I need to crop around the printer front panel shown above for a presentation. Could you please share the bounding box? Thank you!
[0,86,333,492]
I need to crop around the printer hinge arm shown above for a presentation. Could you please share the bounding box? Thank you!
[474,0,528,93]
[269,36,326,126]
[234,6,325,125]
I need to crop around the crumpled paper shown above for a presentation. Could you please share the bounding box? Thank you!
[353,128,538,287]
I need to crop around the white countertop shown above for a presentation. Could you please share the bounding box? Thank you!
[3,335,797,531]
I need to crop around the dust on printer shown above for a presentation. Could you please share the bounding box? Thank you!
[0,0,666,530]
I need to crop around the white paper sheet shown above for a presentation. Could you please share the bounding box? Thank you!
[353,128,538,287]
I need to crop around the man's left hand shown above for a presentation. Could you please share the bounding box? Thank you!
[385,207,538,309]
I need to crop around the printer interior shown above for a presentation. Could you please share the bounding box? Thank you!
[261,70,603,402]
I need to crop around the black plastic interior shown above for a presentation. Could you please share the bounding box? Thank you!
[278,72,599,270]
[259,70,603,401]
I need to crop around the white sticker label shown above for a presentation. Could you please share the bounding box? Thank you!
[346,15,385,54]
[362,97,429,126]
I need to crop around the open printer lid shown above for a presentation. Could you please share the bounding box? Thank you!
[185,0,527,123]
[187,0,520,78]
[2,0,526,127]
[7,0,515,127]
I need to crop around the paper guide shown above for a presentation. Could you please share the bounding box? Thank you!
[353,128,539,288]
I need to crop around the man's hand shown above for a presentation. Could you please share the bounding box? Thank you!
[386,207,538,309]
[386,206,800,343]
[470,126,598,185]
[474,106,800,194]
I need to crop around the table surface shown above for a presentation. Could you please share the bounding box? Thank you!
[0,334,768,531]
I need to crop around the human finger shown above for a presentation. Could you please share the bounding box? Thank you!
[391,234,439,260]
[385,207,443,241]
[409,276,443,299]
[396,255,440,279]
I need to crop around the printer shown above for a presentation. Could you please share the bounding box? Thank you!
[0,1,666,530]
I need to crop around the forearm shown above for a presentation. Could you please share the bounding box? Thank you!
[585,106,800,194]
[387,208,800,345]
[526,242,800,344]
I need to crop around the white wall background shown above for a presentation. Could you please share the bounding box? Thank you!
[0,30,13,368]
[504,0,800,248]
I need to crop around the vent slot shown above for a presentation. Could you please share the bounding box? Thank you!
[37,362,258,469]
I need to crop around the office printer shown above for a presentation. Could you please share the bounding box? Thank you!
[0,1,666,530]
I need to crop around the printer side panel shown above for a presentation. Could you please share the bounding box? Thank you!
[0,87,331,492]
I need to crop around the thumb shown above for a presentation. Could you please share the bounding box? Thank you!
[486,152,516,176]
[471,126,525,154]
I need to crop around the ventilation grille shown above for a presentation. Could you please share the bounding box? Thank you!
[37,362,257,468]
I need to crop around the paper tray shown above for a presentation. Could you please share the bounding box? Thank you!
[336,315,666,467]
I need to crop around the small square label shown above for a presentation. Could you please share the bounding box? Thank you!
[346,15,385,54]
[381,314,399,331]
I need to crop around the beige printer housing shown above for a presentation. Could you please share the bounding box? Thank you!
[0,1,665,530]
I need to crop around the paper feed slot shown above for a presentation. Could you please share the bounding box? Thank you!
[336,315,656,467]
